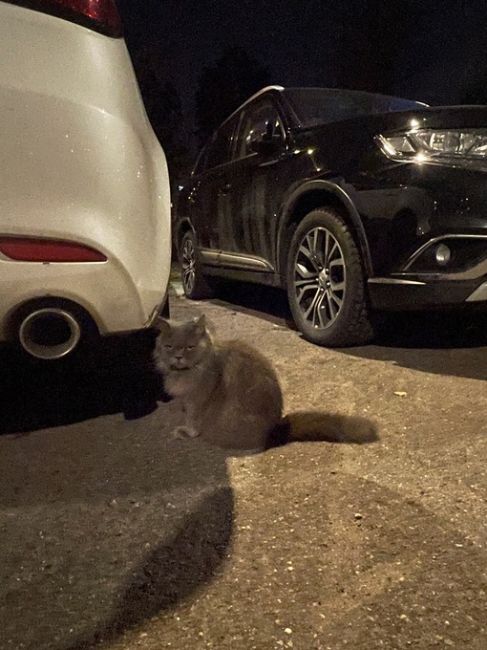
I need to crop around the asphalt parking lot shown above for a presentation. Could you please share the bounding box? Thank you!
[1,281,486,650]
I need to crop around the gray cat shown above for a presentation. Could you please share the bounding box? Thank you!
[153,315,283,451]
[153,315,378,452]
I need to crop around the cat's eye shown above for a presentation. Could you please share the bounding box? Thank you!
[186,345,195,350]
[164,344,173,350]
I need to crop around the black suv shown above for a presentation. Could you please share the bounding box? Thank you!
[174,86,487,346]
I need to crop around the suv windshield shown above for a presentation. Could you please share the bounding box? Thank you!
[284,88,427,128]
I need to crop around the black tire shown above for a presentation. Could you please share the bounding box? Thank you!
[179,230,214,300]
[286,208,375,347]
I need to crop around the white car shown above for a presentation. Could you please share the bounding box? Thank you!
[0,0,171,360]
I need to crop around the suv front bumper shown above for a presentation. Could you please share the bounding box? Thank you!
[368,276,487,311]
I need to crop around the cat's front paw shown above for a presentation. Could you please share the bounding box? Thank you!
[170,426,200,440]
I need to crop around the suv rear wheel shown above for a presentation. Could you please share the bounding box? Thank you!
[180,230,214,300]
[286,208,374,346]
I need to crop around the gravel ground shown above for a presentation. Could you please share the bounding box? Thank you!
[0,279,486,650]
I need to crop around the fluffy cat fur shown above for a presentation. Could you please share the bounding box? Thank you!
[153,315,377,452]
[153,315,282,451]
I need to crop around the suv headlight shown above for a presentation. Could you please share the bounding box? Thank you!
[376,129,487,164]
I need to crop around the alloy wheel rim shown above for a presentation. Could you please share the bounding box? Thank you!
[293,227,346,329]
[182,238,196,294]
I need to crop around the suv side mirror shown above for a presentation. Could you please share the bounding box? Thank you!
[250,131,283,156]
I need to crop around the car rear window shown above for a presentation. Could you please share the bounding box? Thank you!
[285,88,427,128]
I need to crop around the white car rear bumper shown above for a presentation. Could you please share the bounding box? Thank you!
[0,258,167,340]
[0,3,171,343]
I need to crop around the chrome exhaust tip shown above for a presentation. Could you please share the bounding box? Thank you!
[19,308,81,360]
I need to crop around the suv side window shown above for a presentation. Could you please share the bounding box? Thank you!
[204,118,236,171]
[236,101,284,159]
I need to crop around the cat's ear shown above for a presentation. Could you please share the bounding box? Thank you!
[193,314,206,334]
[154,317,171,337]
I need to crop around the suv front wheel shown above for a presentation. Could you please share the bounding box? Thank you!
[286,208,374,347]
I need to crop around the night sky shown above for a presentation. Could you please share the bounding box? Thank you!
[117,0,487,158]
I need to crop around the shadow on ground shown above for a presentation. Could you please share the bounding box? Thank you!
[0,329,233,649]
[207,280,487,381]
[342,310,487,381]
[0,337,235,650]
[210,281,295,328]
[63,487,234,650]
[0,332,380,650]
[0,329,166,435]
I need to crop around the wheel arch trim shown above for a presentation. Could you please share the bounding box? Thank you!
[276,179,373,276]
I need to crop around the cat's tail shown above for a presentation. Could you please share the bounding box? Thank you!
[267,410,378,449]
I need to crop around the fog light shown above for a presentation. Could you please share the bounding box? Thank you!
[435,243,451,266]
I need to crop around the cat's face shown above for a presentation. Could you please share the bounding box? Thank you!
[153,316,211,372]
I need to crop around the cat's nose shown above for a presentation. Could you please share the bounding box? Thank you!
[174,352,184,360]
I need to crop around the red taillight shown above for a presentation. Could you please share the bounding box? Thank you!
[0,237,107,262]
[8,0,123,37]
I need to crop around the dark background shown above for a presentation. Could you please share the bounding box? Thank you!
[117,0,487,183]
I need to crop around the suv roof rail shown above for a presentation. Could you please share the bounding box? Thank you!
[221,85,285,127]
